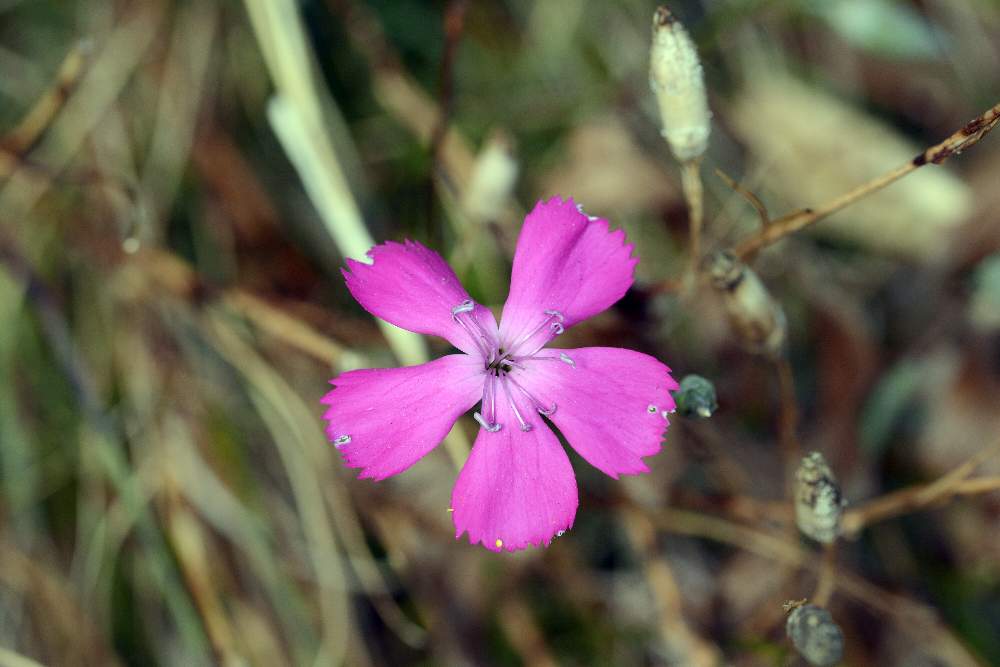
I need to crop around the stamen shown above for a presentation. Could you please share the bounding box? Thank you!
[474,372,501,431]
[507,374,556,416]
[522,352,575,367]
[506,309,564,357]
[499,376,532,431]
[484,372,498,424]
[451,299,494,361]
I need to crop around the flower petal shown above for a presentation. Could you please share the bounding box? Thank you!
[451,399,578,552]
[517,347,679,478]
[499,197,636,346]
[344,240,499,356]
[322,354,484,481]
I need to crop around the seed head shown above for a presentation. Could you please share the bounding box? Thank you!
[649,7,711,162]
[795,452,846,544]
[704,251,787,358]
[786,604,845,666]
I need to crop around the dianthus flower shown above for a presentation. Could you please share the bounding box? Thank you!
[322,197,678,552]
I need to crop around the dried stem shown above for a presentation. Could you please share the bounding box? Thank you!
[812,544,837,607]
[654,507,985,667]
[623,508,722,666]
[733,100,1000,259]
[841,442,1000,537]
[715,167,771,227]
[496,596,560,667]
[0,40,90,156]
[162,473,245,666]
[136,248,352,367]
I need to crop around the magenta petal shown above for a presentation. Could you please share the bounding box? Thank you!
[322,354,483,481]
[518,348,679,479]
[499,197,636,345]
[451,399,578,552]
[344,240,499,356]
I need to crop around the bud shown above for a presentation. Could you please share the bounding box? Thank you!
[786,604,845,667]
[795,452,846,544]
[649,7,710,162]
[704,250,786,358]
[673,374,717,418]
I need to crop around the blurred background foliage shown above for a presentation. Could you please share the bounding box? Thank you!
[1,0,999,665]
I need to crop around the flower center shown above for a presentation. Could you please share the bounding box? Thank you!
[452,301,570,432]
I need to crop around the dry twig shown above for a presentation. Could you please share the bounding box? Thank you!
[842,445,1000,537]
[623,509,722,667]
[733,100,1000,259]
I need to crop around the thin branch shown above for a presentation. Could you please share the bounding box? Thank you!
[842,441,1000,536]
[715,167,771,227]
[654,507,986,667]
[842,467,1000,538]
[733,100,1000,259]
[623,508,722,667]
[812,544,837,608]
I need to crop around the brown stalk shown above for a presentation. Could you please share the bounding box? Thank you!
[733,100,1000,259]
[0,40,91,157]
[654,507,986,667]
[136,248,350,365]
[623,508,723,667]
[162,472,246,666]
[496,597,561,667]
[841,442,1000,537]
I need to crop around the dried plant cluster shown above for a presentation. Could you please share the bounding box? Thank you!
[1,1,999,666]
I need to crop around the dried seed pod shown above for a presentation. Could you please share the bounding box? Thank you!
[786,604,845,666]
[673,374,717,418]
[795,452,846,544]
[704,250,787,358]
[649,7,710,162]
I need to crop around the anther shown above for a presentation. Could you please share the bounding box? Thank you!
[544,310,565,336]
[451,299,475,315]
[507,375,557,417]
[506,309,565,357]
[451,299,494,361]
[474,412,502,432]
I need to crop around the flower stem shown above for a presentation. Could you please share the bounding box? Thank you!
[680,158,704,287]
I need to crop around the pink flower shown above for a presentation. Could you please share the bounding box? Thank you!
[322,197,678,552]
